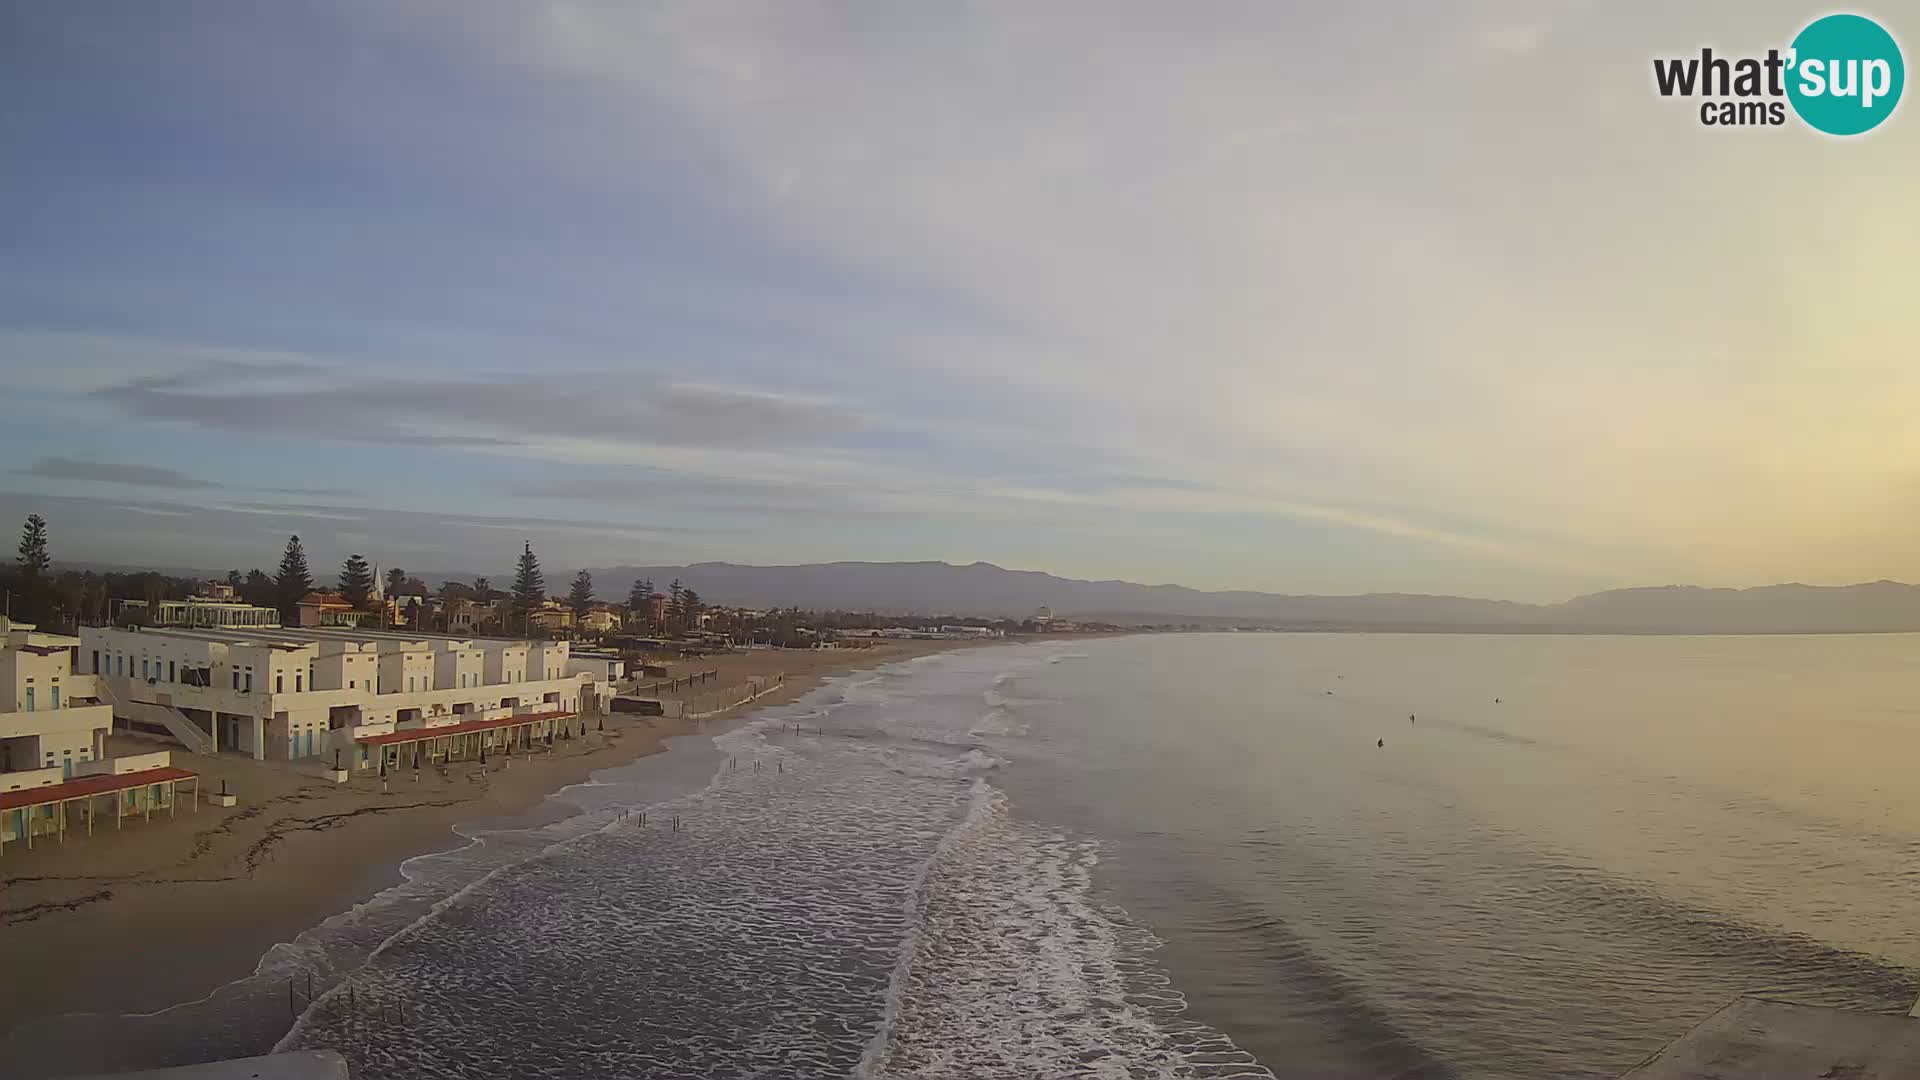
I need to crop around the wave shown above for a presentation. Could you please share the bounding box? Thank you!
[863,788,1274,1079]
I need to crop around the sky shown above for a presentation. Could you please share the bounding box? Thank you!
[2,2,1916,602]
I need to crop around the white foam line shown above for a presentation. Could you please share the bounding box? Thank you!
[853,777,999,1080]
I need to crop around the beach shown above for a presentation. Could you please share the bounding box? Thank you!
[0,640,976,1037]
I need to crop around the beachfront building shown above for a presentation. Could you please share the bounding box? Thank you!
[446,598,491,635]
[580,608,621,634]
[113,595,281,629]
[1,618,198,854]
[77,624,616,771]
[1,617,112,776]
[295,592,373,628]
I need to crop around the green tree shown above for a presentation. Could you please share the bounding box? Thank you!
[627,577,656,627]
[511,541,545,624]
[679,587,702,631]
[17,513,50,577]
[339,553,375,611]
[226,569,243,589]
[241,568,275,608]
[473,576,494,603]
[276,535,314,622]
[83,578,108,625]
[568,569,595,618]
[14,514,50,622]
[667,579,684,632]
[385,566,407,598]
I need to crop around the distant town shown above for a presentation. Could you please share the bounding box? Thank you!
[1,514,1128,650]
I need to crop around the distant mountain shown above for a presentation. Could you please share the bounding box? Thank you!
[1549,581,1920,633]
[54,554,1920,633]
[577,561,1920,633]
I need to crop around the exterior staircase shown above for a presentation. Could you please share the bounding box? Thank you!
[96,677,218,755]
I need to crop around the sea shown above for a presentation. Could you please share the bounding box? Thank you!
[16,632,1920,1078]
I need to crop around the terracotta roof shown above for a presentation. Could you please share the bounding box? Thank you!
[354,709,576,748]
[0,766,198,813]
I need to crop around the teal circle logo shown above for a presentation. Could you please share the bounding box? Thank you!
[1787,14,1904,135]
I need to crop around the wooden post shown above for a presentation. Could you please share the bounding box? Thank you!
[87,795,94,837]
[116,792,122,829]
[169,782,176,819]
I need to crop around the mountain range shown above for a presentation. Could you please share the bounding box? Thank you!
[572,562,1920,634]
[57,557,1920,633]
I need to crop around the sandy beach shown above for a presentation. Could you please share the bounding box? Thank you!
[0,641,979,1035]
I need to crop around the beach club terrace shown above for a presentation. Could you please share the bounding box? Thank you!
[77,624,615,772]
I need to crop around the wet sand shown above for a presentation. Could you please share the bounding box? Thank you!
[0,641,978,1032]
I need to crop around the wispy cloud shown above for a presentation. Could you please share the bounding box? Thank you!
[90,359,859,451]
[19,456,216,490]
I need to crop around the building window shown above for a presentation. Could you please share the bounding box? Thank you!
[244,672,253,693]
[50,687,59,709]
[24,688,35,711]
[296,673,303,692]
[169,661,176,682]
[276,674,284,693]
[232,671,240,690]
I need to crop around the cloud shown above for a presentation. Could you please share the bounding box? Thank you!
[90,359,860,451]
[20,456,216,489]
[254,485,359,497]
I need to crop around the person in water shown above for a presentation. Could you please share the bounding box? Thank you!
[1376,738,1384,747]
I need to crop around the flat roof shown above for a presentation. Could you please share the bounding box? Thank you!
[1621,998,1920,1079]
[0,766,197,813]
[355,709,575,747]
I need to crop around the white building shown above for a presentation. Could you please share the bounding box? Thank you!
[1,618,197,853]
[1,617,113,777]
[113,595,281,629]
[78,624,616,771]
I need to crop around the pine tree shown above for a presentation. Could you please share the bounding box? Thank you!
[15,514,51,623]
[680,587,702,631]
[667,579,683,631]
[339,554,375,610]
[511,542,545,620]
[627,577,655,625]
[568,569,595,618]
[275,535,314,623]
[17,514,50,577]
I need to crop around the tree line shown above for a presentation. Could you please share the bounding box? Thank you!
[2,514,705,639]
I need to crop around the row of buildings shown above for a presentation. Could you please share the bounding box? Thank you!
[115,581,634,638]
[2,609,627,853]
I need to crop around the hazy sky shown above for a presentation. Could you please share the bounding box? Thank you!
[2,2,1915,601]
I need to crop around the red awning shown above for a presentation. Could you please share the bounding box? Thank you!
[355,709,575,748]
[0,766,197,813]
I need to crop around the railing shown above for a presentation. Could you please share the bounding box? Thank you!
[95,677,218,755]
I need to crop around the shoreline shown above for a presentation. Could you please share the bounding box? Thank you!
[0,640,991,1041]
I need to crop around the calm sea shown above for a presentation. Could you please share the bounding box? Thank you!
[15,633,1920,1078]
